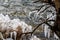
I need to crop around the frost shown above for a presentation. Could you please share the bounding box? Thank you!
[0,14,34,40]
[0,0,57,40]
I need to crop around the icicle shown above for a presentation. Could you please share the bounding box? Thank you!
[13,31,17,40]
[48,29,50,38]
[44,24,48,37]
[54,33,59,40]
[10,32,13,38]
[44,24,50,38]
[0,32,5,40]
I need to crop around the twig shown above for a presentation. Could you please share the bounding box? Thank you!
[20,20,55,36]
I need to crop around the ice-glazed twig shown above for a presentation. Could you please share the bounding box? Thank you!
[19,19,55,37]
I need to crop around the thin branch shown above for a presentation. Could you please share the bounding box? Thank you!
[20,20,55,35]
[32,20,55,34]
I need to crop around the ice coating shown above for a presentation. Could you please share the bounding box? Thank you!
[0,14,34,40]
[0,0,57,40]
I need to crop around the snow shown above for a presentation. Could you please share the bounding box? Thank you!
[0,0,57,40]
[18,21,32,33]
[30,35,41,40]
[0,14,36,40]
